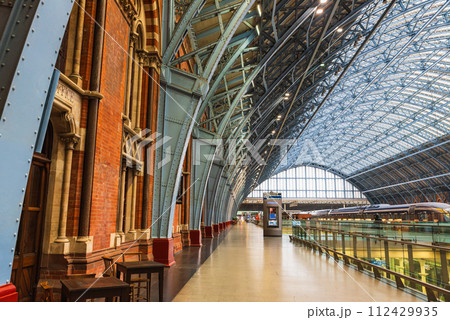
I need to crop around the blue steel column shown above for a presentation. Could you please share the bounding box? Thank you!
[213,174,227,225]
[204,161,223,226]
[189,127,217,230]
[217,181,231,224]
[153,0,255,239]
[0,0,73,284]
[221,183,232,223]
[152,67,207,238]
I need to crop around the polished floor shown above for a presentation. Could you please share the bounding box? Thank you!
[172,222,423,302]
[148,228,230,301]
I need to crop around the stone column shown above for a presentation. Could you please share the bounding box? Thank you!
[69,0,85,86]
[116,163,127,238]
[124,34,137,118]
[134,52,144,131]
[127,169,138,239]
[55,133,80,242]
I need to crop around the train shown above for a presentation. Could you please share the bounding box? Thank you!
[309,202,450,223]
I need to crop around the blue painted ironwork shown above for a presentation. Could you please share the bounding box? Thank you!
[0,0,73,284]
[204,161,223,226]
[36,69,60,153]
[189,127,217,230]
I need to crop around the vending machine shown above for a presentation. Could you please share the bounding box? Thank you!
[262,192,282,237]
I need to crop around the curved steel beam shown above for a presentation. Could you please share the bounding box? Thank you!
[216,7,316,135]
[195,31,256,123]
[162,0,206,64]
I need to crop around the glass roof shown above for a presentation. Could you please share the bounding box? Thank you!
[274,0,450,177]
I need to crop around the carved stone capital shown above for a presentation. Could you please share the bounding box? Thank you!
[60,133,81,149]
[130,32,140,45]
[138,50,162,70]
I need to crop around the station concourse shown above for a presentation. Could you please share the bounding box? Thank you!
[0,0,449,303]
[173,222,422,302]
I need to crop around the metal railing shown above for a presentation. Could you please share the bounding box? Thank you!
[291,224,450,302]
[301,220,450,244]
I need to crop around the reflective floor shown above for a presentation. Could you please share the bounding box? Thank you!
[173,222,423,302]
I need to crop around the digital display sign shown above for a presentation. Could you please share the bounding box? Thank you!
[269,213,276,220]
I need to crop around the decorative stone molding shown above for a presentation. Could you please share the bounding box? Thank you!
[130,32,140,45]
[60,132,81,148]
[121,123,151,172]
[55,81,76,106]
[137,50,162,70]
[61,112,77,136]
[117,0,138,22]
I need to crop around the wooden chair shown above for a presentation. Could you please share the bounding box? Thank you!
[40,281,54,302]
[122,253,150,302]
[102,256,116,277]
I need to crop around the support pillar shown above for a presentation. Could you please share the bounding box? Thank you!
[0,0,74,283]
[127,169,138,240]
[189,230,202,247]
[69,0,85,86]
[204,162,223,237]
[55,134,80,243]
[213,224,220,233]
[78,0,107,243]
[153,238,175,266]
[205,226,214,238]
[0,284,18,302]
[116,164,127,244]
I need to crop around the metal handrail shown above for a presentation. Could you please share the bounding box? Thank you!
[293,225,450,252]
[290,234,450,302]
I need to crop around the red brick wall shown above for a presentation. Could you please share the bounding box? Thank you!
[66,0,97,238]
[89,1,128,251]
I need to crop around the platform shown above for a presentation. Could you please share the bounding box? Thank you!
[173,223,423,302]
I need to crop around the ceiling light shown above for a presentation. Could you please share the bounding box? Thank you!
[337,27,343,33]
[272,130,276,134]
[257,4,262,16]
[256,25,260,35]
[320,0,327,3]
[316,8,324,14]
[285,92,290,96]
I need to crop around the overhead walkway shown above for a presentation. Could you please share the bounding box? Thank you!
[173,223,422,302]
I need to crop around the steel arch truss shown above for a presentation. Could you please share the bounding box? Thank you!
[234,0,450,206]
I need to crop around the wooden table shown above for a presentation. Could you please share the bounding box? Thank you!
[115,261,165,302]
[60,277,130,302]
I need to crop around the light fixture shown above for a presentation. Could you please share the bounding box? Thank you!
[337,27,343,33]
[316,8,324,14]
[320,62,325,67]
[256,25,260,35]
[257,4,262,16]
[272,130,276,134]
[320,0,327,3]
[285,92,290,96]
